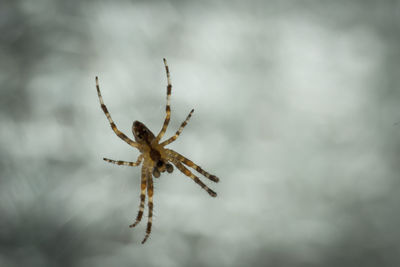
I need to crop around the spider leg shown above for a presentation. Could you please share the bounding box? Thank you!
[129,163,147,228]
[160,109,194,147]
[96,76,139,148]
[103,154,143,167]
[171,159,217,197]
[166,149,219,183]
[155,58,172,143]
[142,166,154,244]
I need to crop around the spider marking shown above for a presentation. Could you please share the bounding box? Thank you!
[96,58,219,244]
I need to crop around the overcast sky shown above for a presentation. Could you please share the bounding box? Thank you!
[1,0,400,266]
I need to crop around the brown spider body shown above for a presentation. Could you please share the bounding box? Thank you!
[132,120,173,177]
[95,59,219,244]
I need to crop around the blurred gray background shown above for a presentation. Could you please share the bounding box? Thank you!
[1,0,400,266]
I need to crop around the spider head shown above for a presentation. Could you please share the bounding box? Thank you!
[132,121,155,144]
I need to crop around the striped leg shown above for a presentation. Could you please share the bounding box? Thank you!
[129,164,147,228]
[96,76,139,148]
[172,160,217,197]
[155,58,172,142]
[166,149,219,183]
[142,167,154,244]
[103,154,143,167]
[160,109,194,146]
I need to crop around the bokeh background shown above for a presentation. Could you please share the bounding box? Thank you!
[1,0,400,266]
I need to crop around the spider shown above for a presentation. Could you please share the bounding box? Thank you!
[95,58,219,244]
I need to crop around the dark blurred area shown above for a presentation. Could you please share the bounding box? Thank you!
[1,0,400,266]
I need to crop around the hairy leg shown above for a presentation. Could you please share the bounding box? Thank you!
[166,149,219,182]
[155,58,172,142]
[103,154,143,167]
[171,159,217,197]
[129,163,148,228]
[142,167,154,244]
[96,76,139,148]
[161,109,194,146]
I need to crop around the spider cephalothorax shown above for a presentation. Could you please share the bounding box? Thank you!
[96,58,219,244]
